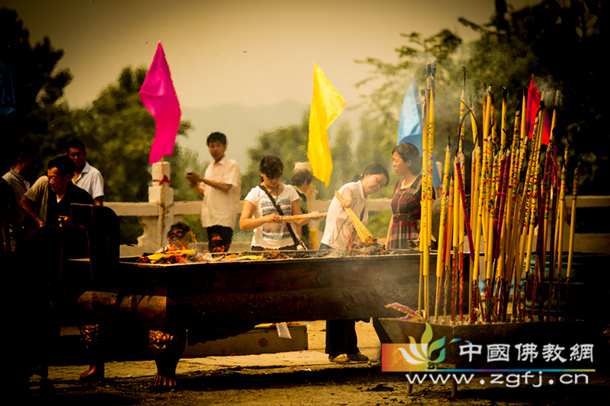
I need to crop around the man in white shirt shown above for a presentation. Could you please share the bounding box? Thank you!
[66,139,104,206]
[2,147,40,251]
[185,132,241,252]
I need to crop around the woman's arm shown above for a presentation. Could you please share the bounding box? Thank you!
[239,200,281,231]
[339,187,354,209]
[291,200,310,226]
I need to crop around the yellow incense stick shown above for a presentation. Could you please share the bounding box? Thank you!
[566,166,578,280]
[333,191,374,244]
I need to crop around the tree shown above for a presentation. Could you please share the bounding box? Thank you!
[47,67,192,244]
[242,111,357,201]
[356,0,606,195]
[50,67,191,202]
[243,112,309,196]
[0,8,72,171]
[354,26,467,195]
[238,112,379,240]
[461,0,607,194]
[327,121,358,198]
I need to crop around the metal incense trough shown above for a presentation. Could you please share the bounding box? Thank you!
[69,204,437,387]
[112,251,429,327]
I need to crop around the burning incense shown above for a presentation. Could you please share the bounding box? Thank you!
[333,191,374,244]
[555,144,569,316]
[444,178,455,322]
[385,303,426,322]
[434,144,452,321]
[421,70,435,320]
[566,164,579,301]
[409,69,578,326]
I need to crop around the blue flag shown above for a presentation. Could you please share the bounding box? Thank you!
[397,77,441,188]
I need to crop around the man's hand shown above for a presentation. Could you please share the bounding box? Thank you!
[185,172,201,188]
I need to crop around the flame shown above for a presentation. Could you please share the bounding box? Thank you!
[345,232,381,256]
[210,233,227,253]
[262,249,289,260]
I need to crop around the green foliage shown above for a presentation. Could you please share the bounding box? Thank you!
[355,0,606,195]
[243,112,309,195]
[459,0,607,194]
[119,217,144,246]
[0,8,73,171]
[367,210,392,241]
[242,111,359,201]
[170,146,207,201]
[354,22,468,195]
[325,121,357,199]
[45,67,190,203]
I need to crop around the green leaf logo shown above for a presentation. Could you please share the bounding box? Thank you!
[396,323,448,371]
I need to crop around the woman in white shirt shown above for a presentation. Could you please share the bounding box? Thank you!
[319,163,389,364]
[240,155,312,250]
[320,163,389,251]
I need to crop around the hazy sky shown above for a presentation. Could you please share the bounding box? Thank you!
[5,0,536,168]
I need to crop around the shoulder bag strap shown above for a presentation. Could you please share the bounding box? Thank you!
[258,185,305,248]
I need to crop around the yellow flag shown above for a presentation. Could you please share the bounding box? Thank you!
[307,63,345,186]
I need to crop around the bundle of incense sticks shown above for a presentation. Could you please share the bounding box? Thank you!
[334,191,375,244]
[417,69,575,324]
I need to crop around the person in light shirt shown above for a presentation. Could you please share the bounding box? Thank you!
[186,132,241,252]
[319,163,389,364]
[240,155,310,251]
[66,139,104,206]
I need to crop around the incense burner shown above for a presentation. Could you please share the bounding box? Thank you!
[69,205,437,387]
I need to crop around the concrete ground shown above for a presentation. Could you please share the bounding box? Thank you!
[21,319,610,405]
[32,320,381,383]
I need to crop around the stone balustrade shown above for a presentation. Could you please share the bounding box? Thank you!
[106,163,610,256]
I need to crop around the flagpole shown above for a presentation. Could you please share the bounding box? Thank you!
[160,157,166,246]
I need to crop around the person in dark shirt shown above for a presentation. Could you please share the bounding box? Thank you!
[20,155,93,229]
[17,155,94,391]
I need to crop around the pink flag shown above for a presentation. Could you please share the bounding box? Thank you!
[140,42,181,164]
[525,76,550,145]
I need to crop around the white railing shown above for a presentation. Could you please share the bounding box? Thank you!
[108,163,610,256]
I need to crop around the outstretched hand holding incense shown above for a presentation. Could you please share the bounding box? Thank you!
[338,188,353,209]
